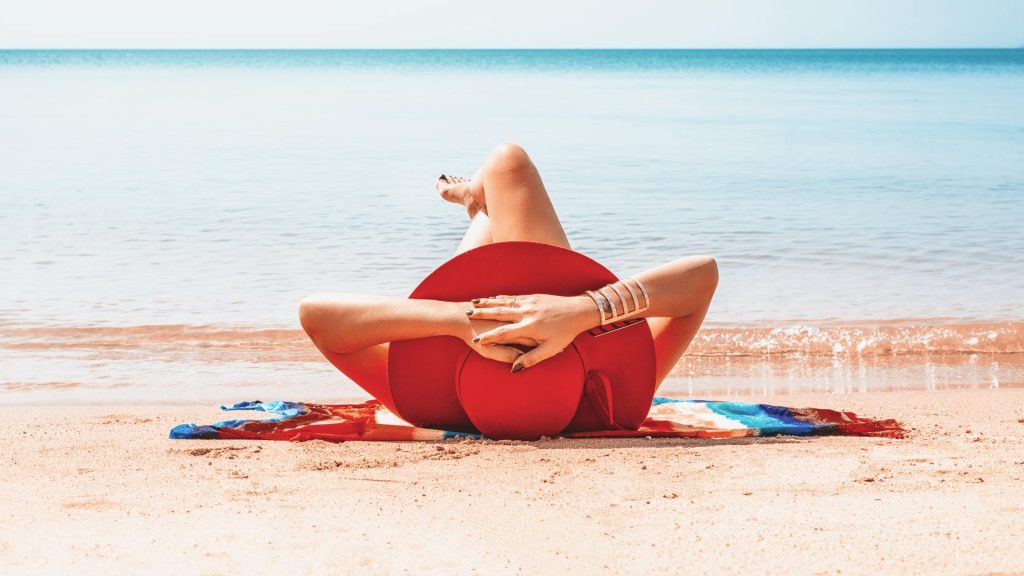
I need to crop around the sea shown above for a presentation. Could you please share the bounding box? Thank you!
[1,49,1022,403]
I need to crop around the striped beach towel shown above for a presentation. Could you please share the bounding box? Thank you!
[170,397,904,441]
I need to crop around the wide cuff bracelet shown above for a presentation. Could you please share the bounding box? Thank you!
[585,277,650,326]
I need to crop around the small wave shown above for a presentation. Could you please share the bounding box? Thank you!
[690,322,1022,357]
[0,323,319,363]
[1,321,1020,359]
[3,381,81,392]
[3,320,1023,401]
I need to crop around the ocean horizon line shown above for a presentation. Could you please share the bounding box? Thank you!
[1,46,1022,52]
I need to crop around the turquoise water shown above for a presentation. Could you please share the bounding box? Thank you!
[2,49,1023,327]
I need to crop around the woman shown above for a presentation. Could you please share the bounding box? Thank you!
[299,143,718,416]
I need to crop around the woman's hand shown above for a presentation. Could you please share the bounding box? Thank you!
[465,293,598,372]
[455,314,536,365]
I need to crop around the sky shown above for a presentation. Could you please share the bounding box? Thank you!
[1,0,1022,49]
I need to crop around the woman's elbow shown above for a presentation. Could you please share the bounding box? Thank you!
[682,255,718,304]
[298,294,324,338]
[699,255,719,296]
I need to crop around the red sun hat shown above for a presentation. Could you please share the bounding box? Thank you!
[387,241,657,440]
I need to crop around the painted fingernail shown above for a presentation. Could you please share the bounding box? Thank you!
[471,298,481,304]
[511,363,524,373]
[465,309,474,315]
[471,336,480,343]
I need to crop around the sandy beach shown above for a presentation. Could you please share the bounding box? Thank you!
[2,388,1022,575]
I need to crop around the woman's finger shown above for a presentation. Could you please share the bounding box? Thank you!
[476,344,523,365]
[504,336,540,347]
[473,323,527,345]
[511,340,566,372]
[471,295,518,308]
[466,306,521,322]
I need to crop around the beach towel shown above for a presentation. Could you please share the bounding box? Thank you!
[169,397,905,441]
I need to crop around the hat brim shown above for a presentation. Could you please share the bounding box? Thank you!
[387,241,657,433]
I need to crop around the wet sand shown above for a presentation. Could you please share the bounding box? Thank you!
[2,388,1023,575]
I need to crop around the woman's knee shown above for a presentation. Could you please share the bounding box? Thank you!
[488,141,533,173]
[298,294,330,338]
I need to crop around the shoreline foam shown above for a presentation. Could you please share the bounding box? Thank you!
[2,321,1023,404]
[3,320,1021,355]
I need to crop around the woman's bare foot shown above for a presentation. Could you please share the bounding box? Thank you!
[436,174,487,219]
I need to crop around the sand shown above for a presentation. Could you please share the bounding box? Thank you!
[2,388,1023,575]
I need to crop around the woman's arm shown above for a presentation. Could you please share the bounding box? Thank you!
[469,255,718,370]
[612,254,719,321]
[298,293,523,363]
[299,255,717,370]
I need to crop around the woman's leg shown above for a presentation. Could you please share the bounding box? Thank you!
[648,302,714,390]
[454,211,493,255]
[309,341,396,413]
[448,142,571,253]
[446,144,715,389]
[303,142,569,407]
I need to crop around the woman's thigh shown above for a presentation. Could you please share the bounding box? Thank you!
[315,342,398,414]
[646,306,711,390]
[477,143,571,249]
